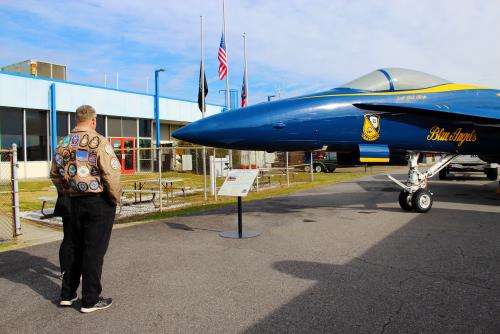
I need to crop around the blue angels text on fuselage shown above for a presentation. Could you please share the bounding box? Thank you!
[173,68,500,212]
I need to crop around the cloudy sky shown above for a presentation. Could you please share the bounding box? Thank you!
[1,0,499,106]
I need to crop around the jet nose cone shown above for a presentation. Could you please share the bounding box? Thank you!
[172,124,198,143]
[172,114,229,147]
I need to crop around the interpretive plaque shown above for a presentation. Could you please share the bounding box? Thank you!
[218,169,259,197]
[217,169,261,239]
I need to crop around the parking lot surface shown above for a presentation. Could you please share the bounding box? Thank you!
[1,173,499,333]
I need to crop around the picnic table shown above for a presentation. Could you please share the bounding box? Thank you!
[121,178,185,205]
[257,167,297,187]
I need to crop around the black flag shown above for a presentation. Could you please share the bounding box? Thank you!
[198,63,208,112]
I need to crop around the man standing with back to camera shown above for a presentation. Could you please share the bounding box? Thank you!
[50,105,121,313]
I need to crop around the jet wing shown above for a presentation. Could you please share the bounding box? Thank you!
[353,103,500,124]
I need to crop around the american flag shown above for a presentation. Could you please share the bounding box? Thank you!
[218,33,228,80]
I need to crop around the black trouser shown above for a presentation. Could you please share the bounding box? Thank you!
[54,195,71,275]
[59,216,71,275]
[61,194,116,307]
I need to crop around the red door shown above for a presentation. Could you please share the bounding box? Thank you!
[110,137,136,174]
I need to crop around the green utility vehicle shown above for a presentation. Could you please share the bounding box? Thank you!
[304,152,339,173]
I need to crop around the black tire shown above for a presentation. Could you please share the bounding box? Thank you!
[438,169,449,180]
[327,167,336,173]
[304,165,311,173]
[485,168,498,181]
[314,164,324,173]
[398,190,413,211]
[411,189,433,213]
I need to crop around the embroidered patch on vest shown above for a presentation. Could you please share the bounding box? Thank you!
[77,166,90,178]
[70,134,80,146]
[76,149,89,162]
[68,164,77,177]
[78,182,88,192]
[79,134,89,147]
[89,136,100,149]
[89,180,99,190]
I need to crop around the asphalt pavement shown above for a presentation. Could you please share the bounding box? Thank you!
[1,173,499,333]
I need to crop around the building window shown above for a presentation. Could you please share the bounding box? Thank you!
[57,112,68,142]
[96,115,105,135]
[139,119,151,137]
[107,117,121,137]
[122,118,137,138]
[0,107,23,160]
[138,139,152,171]
[107,117,137,138]
[151,122,170,142]
[26,109,48,161]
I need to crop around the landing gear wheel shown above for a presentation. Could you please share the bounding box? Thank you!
[411,189,433,213]
[314,164,324,173]
[398,190,413,211]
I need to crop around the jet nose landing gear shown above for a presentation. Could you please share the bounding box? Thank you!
[388,152,457,213]
[411,189,433,213]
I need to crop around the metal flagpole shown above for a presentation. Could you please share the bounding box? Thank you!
[243,32,248,105]
[223,0,230,111]
[222,0,233,167]
[244,33,256,174]
[201,16,208,201]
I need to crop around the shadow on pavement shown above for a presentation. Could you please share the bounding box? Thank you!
[177,176,499,221]
[164,222,223,233]
[0,250,61,305]
[242,206,500,333]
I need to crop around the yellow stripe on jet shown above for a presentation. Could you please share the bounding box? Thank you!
[359,157,390,163]
[295,84,494,100]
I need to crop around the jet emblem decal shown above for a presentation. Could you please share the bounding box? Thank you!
[362,114,380,141]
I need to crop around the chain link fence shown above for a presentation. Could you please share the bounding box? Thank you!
[0,149,16,242]
[14,146,317,222]
[113,146,314,218]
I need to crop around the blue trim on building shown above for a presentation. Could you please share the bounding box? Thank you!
[154,70,161,148]
[50,83,57,155]
[0,70,225,108]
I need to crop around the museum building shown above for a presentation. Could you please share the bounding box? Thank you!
[0,63,223,179]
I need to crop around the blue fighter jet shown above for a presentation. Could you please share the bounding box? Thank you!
[173,68,500,213]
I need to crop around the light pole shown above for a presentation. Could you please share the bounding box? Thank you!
[154,68,165,211]
[154,68,165,148]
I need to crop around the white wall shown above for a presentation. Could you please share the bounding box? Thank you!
[0,71,224,179]
[0,72,222,122]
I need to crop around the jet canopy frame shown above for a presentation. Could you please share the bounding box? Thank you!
[339,68,450,92]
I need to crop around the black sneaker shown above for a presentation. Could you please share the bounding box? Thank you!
[59,294,78,306]
[80,297,113,313]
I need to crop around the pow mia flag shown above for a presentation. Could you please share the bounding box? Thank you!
[198,62,208,113]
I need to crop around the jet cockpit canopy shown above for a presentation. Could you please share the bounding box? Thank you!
[339,68,450,92]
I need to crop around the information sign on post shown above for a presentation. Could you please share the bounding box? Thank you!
[218,169,259,197]
[218,169,261,239]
